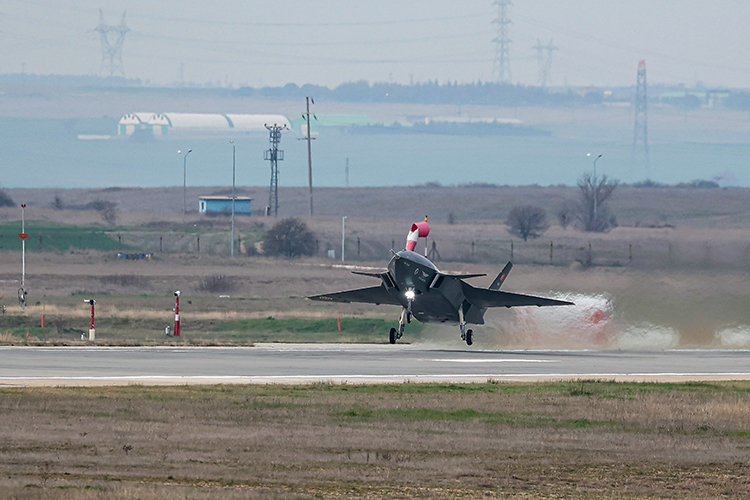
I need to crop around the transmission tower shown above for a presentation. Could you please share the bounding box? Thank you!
[491,0,513,83]
[532,39,558,87]
[632,60,650,176]
[95,10,130,77]
[264,124,287,217]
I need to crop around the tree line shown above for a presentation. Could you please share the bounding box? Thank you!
[236,81,583,107]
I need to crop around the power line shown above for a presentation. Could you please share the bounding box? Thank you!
[532,38,557,86]
[491,0,513,83]
[94,9,129,77]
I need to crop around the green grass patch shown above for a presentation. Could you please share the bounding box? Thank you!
[336,405,623,430]
[0,221,124,252]
[215,317,424,336]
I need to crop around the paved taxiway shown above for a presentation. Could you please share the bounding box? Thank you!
[0,344,749,386]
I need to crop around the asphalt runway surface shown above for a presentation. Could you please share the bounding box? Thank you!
[0,344,749,386]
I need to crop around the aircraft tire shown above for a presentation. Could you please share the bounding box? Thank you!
[389,328,397,344]
[466,329,473,346]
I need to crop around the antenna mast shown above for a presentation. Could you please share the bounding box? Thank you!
[264,124,287,217]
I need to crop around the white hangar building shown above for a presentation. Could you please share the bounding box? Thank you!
[117,113,291,136]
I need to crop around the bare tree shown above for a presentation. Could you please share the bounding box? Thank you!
[556,200,578,229]
[90,199,118,225]
[505,205,549,242]
[263,218,316,258]
[575,173,619,232]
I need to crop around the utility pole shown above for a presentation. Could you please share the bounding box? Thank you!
[230,140,236,256]
[341,216,347,262]
[299,97,316,217]
[492,0,513,83]
[264,124,287,217]
[178,149,192,217]
[632,60,650,177]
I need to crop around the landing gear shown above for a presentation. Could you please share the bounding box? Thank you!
[389,307,408,344]
[458,306,473,346]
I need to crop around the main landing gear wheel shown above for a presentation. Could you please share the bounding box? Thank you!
[389,328,397,344]
[465,329,473,346]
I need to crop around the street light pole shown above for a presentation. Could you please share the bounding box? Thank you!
[179,149,192,217]
[230,141,236,257]
[341,216,347,262]
[588,153,602,222]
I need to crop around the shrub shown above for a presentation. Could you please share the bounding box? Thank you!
[0,190,15,207]
[197,275,235,293]
[263,218,316,258]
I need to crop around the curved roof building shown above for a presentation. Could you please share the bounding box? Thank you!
[118,112,291,136]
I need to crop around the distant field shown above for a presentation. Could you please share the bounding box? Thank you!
[1,381,749,499]
[0,221,124,252]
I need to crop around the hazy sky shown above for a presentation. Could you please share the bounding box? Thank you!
[3,0,750,89]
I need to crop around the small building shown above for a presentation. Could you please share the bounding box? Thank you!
[198,196,253,215]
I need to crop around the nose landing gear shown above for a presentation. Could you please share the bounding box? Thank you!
[458,307,473,346]
[389,307,408,344]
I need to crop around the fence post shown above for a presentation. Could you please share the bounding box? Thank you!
[197,235,200,252]
[471,241,475,256]
[357,237,360,260]
[160,235,163,252]
[315,239,319,257]
[511,240,514,262]
[629,243,632,263]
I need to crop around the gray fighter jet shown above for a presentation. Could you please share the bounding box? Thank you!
[309,218,573,345]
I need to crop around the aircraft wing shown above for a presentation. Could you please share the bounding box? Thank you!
[462,283,574,308]
[309,285,401,305]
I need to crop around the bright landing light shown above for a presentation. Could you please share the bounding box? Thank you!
[405,289,416,300]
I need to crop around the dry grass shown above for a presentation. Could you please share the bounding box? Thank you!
[0,251,748,347]
[0,382,749,499]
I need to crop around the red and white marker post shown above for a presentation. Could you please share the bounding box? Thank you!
[84,299,96,340]
[174,291,181,336]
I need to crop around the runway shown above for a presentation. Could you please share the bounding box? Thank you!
[1,344,749,386]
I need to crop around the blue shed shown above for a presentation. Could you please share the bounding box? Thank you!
[198,196,253,215]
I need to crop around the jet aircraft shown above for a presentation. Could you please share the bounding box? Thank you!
[309,218,574,345]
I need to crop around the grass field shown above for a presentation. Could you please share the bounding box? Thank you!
[0,221,125,252]
[0,313,423,344]
[1,381,749,499]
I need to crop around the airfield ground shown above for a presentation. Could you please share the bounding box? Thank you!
[1,382,750,499]
[0,185,749,498]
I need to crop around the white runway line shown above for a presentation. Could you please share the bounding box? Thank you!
[427,358,559,363]
[3,372,750,387]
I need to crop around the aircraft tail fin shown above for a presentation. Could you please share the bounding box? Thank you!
[488,261,513,290]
